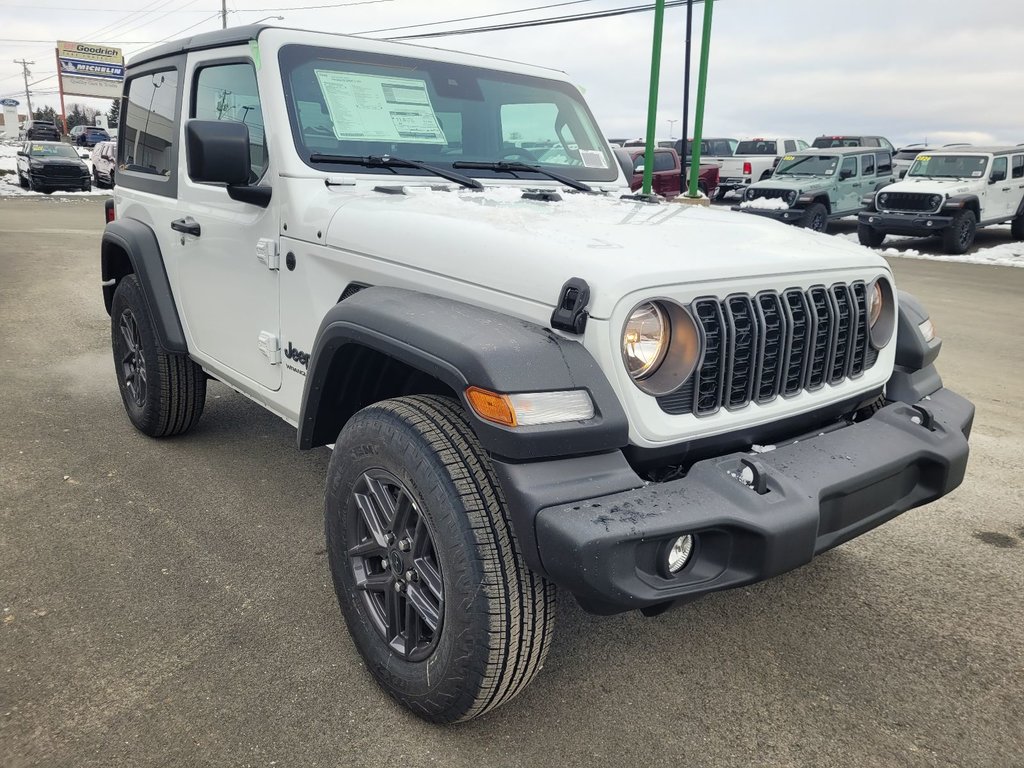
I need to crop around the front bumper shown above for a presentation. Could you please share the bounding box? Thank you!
[29,173,90,192]
[527,387,973,614]
[720,177,751,190]
[858,210,954,235]
[731,204,805,224]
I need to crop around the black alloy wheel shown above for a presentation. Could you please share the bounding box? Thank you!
[348,469,444,662]
[117,309,147,409]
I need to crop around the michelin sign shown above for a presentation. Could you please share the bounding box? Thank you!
[57,41,124,98]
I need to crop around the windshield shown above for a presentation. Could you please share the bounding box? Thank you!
[736,140,777,155]
[279,45,616,182]
[908,154,989,178]
[894,149,924,160]
[774,154,839,176]
[29,143,80,159]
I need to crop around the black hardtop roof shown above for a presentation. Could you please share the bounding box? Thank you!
[794,146,885,156]
[127,24,267,68]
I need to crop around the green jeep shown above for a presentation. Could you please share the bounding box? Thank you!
[732,147,896,233]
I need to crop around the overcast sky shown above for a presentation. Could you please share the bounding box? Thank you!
[2,0,1021,147]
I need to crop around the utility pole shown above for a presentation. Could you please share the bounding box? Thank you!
[679,0,693,193]
[13,59,34,117]
[686,0,715,198]
[640,0,667,197]
[222,0,228,28]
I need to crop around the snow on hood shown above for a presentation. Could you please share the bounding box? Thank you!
[885,176,978,195]
[324,184,887,318]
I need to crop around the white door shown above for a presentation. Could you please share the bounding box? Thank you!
[173,53,281,391]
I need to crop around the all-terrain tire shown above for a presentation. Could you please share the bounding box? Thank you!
[1011,214,1024,240]
[803,203,829,233]
[325,395,556,723]
[858,223,886,248]
[942,209,976,254]
[110,274,206,437]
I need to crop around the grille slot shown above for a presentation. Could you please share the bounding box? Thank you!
[657,281,879,416]
[748,188,792,202]
[881,191,938,213]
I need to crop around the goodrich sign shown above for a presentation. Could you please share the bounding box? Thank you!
[57,41,124,98]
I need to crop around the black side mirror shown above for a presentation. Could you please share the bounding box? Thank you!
[185,119,270,207]
[990,169,1006,184]
[186,119,251,185]
[840,168,854,180]
[16,150,26,156]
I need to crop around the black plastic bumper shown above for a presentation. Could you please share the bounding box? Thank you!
[530,387,973,614]
[731,205,806,224]
[858,210,955,235]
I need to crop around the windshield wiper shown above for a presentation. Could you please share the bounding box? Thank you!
[308,153,482,190]
[452,160,594,193]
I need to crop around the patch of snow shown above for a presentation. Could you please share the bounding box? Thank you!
[739,197,789,210]
[750,444,776,453]
[840,224,1023,268]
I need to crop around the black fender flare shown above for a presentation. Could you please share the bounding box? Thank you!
[1015,193,1024,218]
[942,194,981,216]
[101,219,187,353]
[887,290,943,403]
[298,287,629,461]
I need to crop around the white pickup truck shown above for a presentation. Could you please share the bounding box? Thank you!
[717,137,808,198]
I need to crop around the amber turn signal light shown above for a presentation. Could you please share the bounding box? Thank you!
[465,386,517,427]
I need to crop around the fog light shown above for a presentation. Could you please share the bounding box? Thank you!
[667,535,694,573]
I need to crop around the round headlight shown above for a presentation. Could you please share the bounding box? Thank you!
[878,192,889,207]
[786,190,797,205]
[744,187,755,200]
[623,302,668,380]
[930,195,943,210]
[867,278,895,348]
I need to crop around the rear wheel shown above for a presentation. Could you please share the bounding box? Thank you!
[942,209,976,254]
[857,223,886,248]
[1011,214,1024,240]
[110,274,206,437]
[803,203,829,233]
[325,395,556,723]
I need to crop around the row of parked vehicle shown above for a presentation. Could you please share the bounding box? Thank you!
[19,118,113,146]
[611,134,1024,253]
[13,138,117,193]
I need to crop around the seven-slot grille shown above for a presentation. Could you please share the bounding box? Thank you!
[658,282,879,416]
[879,191,939,213]
[747,187,792,202]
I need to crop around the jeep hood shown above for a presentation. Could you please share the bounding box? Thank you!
[323,185,885,318]
[754,176,832,194]
[885,177,977,195]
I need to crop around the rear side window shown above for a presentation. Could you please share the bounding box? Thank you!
[192,62,268,179]
[1012,155,1024,179]
[861,153,875,175]
[864,138,880,147]
[877,152,892,174]
[784,140,796,153]
[736,140,777,154]
[121,69,180,178]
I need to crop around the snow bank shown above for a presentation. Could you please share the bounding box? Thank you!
[840,226,1023,268]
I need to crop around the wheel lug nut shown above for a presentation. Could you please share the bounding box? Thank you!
[398,538,411,552]
[393,581,403,592]
[405,570,416,582]
[385,532,395,545]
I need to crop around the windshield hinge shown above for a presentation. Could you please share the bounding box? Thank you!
[551,277,590,335]
[256,238,279,270]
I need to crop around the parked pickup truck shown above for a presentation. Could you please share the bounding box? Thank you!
[716,137,809,199]
[732,146,895,233]
[614,146,719,198]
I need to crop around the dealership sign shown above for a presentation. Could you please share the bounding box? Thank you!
[57,41,124,98]
[1,98,19,107]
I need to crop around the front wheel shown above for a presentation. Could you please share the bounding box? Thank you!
[858,223,886,248]
[803,203,829,233]
[942,209,976,254]
[325,395,556,723]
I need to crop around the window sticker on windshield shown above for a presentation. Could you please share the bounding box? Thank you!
[32,145,45,152]
[917,155,930,162]
[824,169,834,175]
[782,155,795,161]
[971,170,983,176]
[313,70,447,145]
[579,149,607,169]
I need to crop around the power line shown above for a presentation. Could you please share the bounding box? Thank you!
[350,0,597,36]
[389,0,715,40]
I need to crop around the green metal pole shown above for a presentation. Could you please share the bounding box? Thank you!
[687,0,714,197]
[641,0,667,197]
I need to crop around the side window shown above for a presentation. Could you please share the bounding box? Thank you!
[992,156,1008,180]
[653,151,675,172]
[121,69,180,177]
[877,152,892,174]
[865,138,880,147]
[1012,155,1024,179]
[861,153,875,176]
[192,62,267,179]
[797,140,809,150]
[841,156,858,178]
[784,140,796,153]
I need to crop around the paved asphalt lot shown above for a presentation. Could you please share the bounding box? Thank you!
[2,196,1022,768]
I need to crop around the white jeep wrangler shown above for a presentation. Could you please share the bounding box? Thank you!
[858,147,1024,253]
[100,25,974,723]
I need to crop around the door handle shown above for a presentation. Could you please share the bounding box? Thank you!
[171,217,201,237]
[1002,187,1011,192]
[852,183,862,187]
